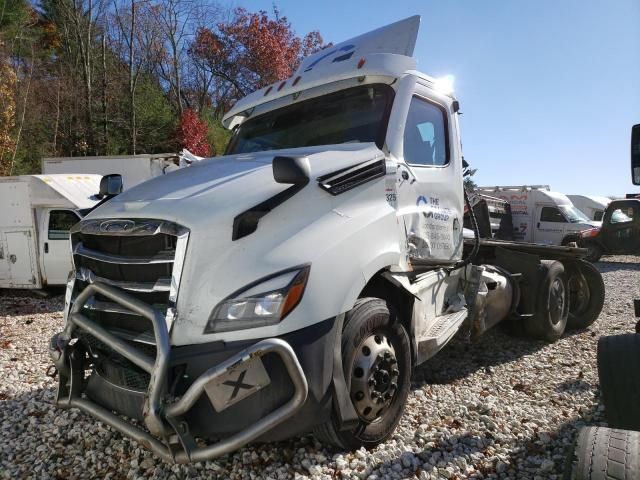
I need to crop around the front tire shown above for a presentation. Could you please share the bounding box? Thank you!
[313,297,412,450]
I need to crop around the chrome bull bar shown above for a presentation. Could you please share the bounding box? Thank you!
[52,282,309,463]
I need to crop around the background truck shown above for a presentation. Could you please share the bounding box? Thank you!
[0,175,101,288]
[577,198,640,261]
[48,17,605,464]
[568,194,612,222]
[475,185,600,246]
[565,125,640,479]
[42,151,201,190]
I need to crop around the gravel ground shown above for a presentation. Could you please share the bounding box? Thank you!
[1,256,639,480]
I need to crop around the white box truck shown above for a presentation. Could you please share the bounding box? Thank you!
[48,17,605,463]
[567,194,611,221]
[476,185,600,246]
[42,153,180,190]
[0,175,101,288]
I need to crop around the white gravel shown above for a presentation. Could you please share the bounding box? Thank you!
[1,256,639,479]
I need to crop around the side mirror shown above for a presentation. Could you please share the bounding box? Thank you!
[632,124,640,185]
[272,156,310,185]
[99,174,123,198]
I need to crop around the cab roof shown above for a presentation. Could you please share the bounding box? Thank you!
[222,16,422,129]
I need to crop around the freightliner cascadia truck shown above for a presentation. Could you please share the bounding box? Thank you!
[48,17,605,463]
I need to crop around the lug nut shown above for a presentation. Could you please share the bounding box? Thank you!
[368,378,377,387]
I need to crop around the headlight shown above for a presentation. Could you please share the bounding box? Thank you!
[579,228,600,239]
[204,265,310,333]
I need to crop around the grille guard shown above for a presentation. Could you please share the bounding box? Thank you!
[51,282,309,463]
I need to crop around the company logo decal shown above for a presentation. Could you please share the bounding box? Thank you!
[99,220,136,233]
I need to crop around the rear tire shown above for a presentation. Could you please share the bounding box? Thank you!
[524,260,569,342]
[583,241,603,263]
[313,297,412,450]
[566,260,605,330]
[564,426,640,479]
[598,334,640,430]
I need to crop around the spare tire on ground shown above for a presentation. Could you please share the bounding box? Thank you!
[565,260,605,330]
[563,426,640,480]
[598,334,640,430]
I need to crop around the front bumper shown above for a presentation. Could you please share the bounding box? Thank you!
[49,282,310,464]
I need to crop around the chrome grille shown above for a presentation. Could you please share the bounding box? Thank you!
[69,219,188,391]
[69,218,189,336]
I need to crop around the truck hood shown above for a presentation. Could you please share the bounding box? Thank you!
[87,142,385,227]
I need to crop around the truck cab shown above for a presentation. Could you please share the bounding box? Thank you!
[578,198,640,260]
[48,17,604,464]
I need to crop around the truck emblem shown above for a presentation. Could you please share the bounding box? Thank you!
[99,220,135,233]
[222,370,253,400]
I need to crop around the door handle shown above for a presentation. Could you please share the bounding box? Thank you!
[44,242,49,254]
[537,222,540,228]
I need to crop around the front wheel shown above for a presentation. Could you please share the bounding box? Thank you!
[313,297,412,450]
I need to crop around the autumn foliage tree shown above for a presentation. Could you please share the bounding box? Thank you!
[0,48,17,176]
[189,7,325,112]
[173,108,210,157]
[0,2,328,173]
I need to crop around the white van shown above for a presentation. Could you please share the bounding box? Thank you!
[567,195,611,221]
[476,185,600,245]
[0,175,101,288]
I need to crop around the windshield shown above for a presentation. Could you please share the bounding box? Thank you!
[226,84,394,155]
[559,205,591,223]
[611,208,632,223]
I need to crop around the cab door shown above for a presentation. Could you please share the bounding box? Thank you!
[600,201,640,253]
[42,209,80,285]
[391,79,464,266]
[534,205,567,245]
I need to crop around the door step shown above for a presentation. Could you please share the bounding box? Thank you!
[417,309,468,363]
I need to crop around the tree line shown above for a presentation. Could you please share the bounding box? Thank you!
[0,0,326,176]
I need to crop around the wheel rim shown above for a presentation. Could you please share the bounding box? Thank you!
[568,273,590,314]
[350,332,400,422]
[548,278,567,324]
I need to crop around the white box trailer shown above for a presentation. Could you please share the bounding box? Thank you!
[476,185,600,245]
[0,175,101,288]
[567,195,612,221]
[42,154,180,190]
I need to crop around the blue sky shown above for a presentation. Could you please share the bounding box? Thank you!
[235,0,640,196]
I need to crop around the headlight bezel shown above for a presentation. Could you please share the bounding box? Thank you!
[204,264,311,334]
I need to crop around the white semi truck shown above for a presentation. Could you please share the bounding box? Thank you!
[48,17,605,463]
[0,174,102,288]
